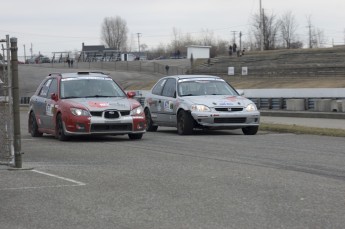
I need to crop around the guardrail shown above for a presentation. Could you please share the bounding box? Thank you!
[248,97,345,112]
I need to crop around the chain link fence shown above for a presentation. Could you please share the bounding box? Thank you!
[27,59,190,76]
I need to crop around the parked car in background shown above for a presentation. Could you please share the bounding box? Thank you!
[40,56,51,63]
[25,55,51,64]
[28,72,146,141]
[144,75,260,135]
[0,60,5,66]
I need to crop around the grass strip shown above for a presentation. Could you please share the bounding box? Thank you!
[260,123,345,137]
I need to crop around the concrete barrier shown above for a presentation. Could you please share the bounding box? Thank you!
[331,100,343,112]
[314,99,332,112]
[286,99,305,111]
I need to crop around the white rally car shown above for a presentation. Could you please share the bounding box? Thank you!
[144,75,260,135]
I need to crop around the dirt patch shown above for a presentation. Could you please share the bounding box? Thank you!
[225,77,345,89]
[17,65,345,98]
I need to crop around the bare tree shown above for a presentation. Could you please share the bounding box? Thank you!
[171,27,182,55]
[140,44,148,52]
[251,11,281,50]
[148,43,167,59]
[168,28,196,57]
[199,29,214,46]
[280,11,298,48]
[313,28,326,48]
[101,16,128,51]
[213,38,229,56]
[263,11,281,50]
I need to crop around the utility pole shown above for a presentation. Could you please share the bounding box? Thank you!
[10,37,22,168]
[30,43,33,58]
[307,15,313,48]
[260,0,264,51]
[308,24,312,48]
[137,33,141,60]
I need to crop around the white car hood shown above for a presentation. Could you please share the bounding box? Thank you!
[182,95,251,107]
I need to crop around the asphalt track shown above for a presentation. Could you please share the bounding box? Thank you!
[1,65,345,228]
[0,108,345,229]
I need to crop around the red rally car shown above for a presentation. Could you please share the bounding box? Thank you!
[28,72,146,141]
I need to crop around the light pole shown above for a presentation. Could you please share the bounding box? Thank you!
[23,44,26,63]
[137,33,141,60]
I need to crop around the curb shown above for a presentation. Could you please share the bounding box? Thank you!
[261,110,345,119]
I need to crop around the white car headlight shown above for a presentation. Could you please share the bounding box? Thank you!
[245,103,257,112]
[70,108,90,116]
[131,106,144,116]
[191,105,211,112]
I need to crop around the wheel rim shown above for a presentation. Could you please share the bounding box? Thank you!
[57,117,63,138]
[178,113,184,133]
[30,114,35,134]
[145,110,151,128]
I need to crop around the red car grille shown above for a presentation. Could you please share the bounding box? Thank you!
[104,111,119,119]
[90,124,132,132]
[90,111,130,117]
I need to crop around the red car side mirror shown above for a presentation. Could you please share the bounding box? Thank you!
[127,91,136,98]
[50,93,58,101]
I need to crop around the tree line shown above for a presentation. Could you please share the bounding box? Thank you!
[101,12,327,59]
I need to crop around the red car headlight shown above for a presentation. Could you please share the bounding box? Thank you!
[130,106,144,116]
[70,108,91,116]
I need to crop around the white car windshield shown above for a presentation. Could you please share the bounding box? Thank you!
[178,80,239,96]
[60,78,126,99]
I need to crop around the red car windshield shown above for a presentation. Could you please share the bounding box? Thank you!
[60,78,126,99]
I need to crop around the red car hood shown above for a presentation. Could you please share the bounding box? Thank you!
[62,97,139,111]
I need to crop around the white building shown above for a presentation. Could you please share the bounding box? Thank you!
[186,45,211,59]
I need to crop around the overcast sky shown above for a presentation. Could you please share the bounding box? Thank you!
[1,0,344,58]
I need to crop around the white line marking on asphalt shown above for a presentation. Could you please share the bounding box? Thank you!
[32,169,86,186]
[0,170,86,191]
[0,184,83,191]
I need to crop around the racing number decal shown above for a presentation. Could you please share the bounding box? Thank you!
[46,103,54,116]
[164,101,174,111]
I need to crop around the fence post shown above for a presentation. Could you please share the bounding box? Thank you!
[10,37,22,168]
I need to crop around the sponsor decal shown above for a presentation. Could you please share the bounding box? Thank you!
[225,96,238,102]
[88,101,110,108]
[218,96,243,106]
[218,101,233,106]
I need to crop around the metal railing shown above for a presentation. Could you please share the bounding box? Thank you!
[24,60,189,76]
